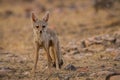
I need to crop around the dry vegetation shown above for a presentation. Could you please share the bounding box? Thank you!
[0,0,120,80]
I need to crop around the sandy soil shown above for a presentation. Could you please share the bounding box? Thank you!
[0,0,120,80]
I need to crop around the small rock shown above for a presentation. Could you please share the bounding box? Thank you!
[105,48,115,52]
[6,54,18,57]
[23,71,29,76]
[64,64,76,71]
[90,71,113,78]
[84,53,93,57]
[100,64,105,68]
[113,63,117,66]
[66,41,78,51]
[105,72,120,80]
[77,72,88,77]
[64,75,70,80]
[77,66,89,72]
[80,40,86,48]
[0,67,15,73]
[103,36,115,42]
[105,67,114,72]
[101,57,109,60]
[110,75,120,80]
[113,53,120,61]
[17,56,27,63]
[89,73,97,77]
[97,71,112,76]
[69,49,80,55]
[84,40,93,47]
[115,39,120,47]
[73,54,84,60]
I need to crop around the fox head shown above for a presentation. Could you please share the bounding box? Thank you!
[32,12,49,35]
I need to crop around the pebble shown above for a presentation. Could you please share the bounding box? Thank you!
[64,64,76,71]
[109,75,120,80]
[77,72,88,77]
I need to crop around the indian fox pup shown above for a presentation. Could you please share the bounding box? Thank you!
[31,11,63,75]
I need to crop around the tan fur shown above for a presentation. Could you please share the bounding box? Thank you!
[31,11,63,75]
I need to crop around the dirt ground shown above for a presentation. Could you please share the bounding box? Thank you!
[0,0,120,80]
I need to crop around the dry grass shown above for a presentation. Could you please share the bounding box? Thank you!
[0,0,120,80]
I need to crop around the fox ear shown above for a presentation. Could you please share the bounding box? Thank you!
[32,13,37,22]
[42,11,49,22]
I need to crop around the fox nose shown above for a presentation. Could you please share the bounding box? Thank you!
[40,30,42,33]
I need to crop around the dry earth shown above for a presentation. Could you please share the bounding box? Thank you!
[0,0,120,80]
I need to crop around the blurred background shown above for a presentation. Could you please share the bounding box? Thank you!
[0,0,120,53]
[0,0,120,80]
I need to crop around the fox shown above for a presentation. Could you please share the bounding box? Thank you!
[31,11,63,75]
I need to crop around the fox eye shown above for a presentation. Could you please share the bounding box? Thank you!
[42,25,45,28]
[36,26,39,28]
